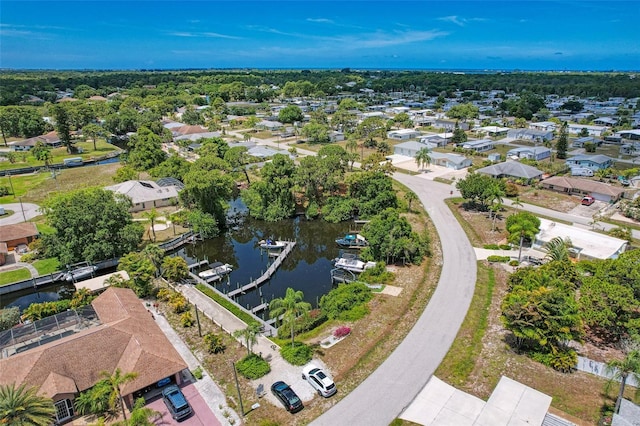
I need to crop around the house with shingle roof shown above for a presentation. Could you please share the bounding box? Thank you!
[476,161,543,183]
[540,175,625,203]
[565,154,614,171]
[0,287,188,424]
[9,131,62,152]
[104,180,181,212]
[0,222,39,250]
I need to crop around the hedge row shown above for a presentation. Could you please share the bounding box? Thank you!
[196,284,260,326]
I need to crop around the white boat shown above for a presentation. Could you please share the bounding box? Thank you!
[333,255,376,273]
[198,262,233,282]
[258,239,286,249]
[63,262,97,282]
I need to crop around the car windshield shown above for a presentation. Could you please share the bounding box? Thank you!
[283,389,300,403]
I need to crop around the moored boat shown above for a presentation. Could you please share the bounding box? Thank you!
[335,233,368,248]
[259,239,286,249]
[333,254,376,273]
[198,262,233,282]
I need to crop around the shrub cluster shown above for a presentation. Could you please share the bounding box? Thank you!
[280,342,313,366]
[203,332,226,354]
[236,354,271,379]
[320,282,373,321]
[487,255,511,263]
[180,311,194,327]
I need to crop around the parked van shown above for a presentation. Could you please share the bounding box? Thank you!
[571,168,594,177]
[162,385,192,421]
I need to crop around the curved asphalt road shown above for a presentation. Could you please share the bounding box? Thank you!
[313,174,477,426]
[0,202,41,225]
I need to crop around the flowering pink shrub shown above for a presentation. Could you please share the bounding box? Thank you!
[333,326,351,339]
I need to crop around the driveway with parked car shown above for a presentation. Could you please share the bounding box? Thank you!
[145,382,221,426]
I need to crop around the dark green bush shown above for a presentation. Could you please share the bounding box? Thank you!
[531,349,576,373]
[499,244,512,250]
[483,244,500,249]
[487,255,511,263]
[320,282,372,320]
[281,342,313,366]
[277,309,327,340]
[337,304,370,321]
[358,262,394,284]
[236,354,271,379]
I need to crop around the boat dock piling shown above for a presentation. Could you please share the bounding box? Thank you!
[228,241,296,298]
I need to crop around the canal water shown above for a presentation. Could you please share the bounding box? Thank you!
[2,198,357,318]
[175,198,354,320]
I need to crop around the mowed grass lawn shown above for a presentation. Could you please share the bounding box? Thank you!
[0,139,120,172]
[0,268,31,286]
[1,162,124,205]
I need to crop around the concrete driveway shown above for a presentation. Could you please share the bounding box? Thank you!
[0,202,41,225]
[312,174,477,426]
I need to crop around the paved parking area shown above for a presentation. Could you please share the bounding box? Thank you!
[146,383,221,426]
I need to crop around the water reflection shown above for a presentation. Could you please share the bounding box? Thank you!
[179,198,354,319]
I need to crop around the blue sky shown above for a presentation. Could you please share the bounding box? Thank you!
[1,1,639,71]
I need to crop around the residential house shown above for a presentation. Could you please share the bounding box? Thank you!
[255,120,284,131]
[0,287,189,424]
[475,161,543,183]
[540,175,624,203]
[393,141,434,157]
[529,121,557,132]
[593,117,618,127]
[461,139,494,152]
[0,222,39,251]
[9,131,63,152]
[617,130,640,141]
[507,128,554,143]
[620,143,640,156]
[104,180,181,212]
[533,218,627,260]
[429,152,472,170]
[419,133,451,147]
[572,136,603,148]
[387,129,421,140]
[477,126,510,138]
[567,124,607,136]
[565,154,614,171]
[434,119,469,131]
[329,131,345,142]
[506,146,551,161]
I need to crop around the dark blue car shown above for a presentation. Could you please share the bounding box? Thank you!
[271,381,304,413]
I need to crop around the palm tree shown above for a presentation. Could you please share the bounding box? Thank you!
[83,123,104,151]
[345,137,358,155]
[605,350,640,414]
[100,368,138,421]
[511,197,523,210]
[114,398,161,426]
[233,323,263,356]
[404,191,418,211]
[506,212,541,262]
[0,383,56,426]
[269,288,312,345]
[143,208,159,242]
[414,147,431,172]
[142,243,165,277]
[542,236,571,262]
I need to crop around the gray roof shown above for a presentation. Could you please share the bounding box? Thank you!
[566,154,613,164]
[476,161,543,179]
[429,151,470,166]
[507,146,551,155]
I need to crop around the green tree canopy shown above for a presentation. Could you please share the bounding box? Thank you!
[505,211,541,262]
[126,126,166,171]
[41,188,143,265]
[277,104,304,124]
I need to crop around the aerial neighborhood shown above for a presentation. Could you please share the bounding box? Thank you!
[2,68,640,426]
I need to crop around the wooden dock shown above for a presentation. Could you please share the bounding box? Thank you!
[228,241,296,298]
[251,303,268,314]
[188,260,209,270]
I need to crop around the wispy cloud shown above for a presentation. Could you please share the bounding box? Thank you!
[168,31,242,40]
[337,29,449,49]
[437,15,486,27]
[0,24,55,39]
[307,18,334,24]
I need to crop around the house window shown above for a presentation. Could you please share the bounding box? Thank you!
[54,399,74,422]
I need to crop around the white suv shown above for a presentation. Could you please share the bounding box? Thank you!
[302,364,337,397]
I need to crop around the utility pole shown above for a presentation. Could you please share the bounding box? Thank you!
[232,361,244,415]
